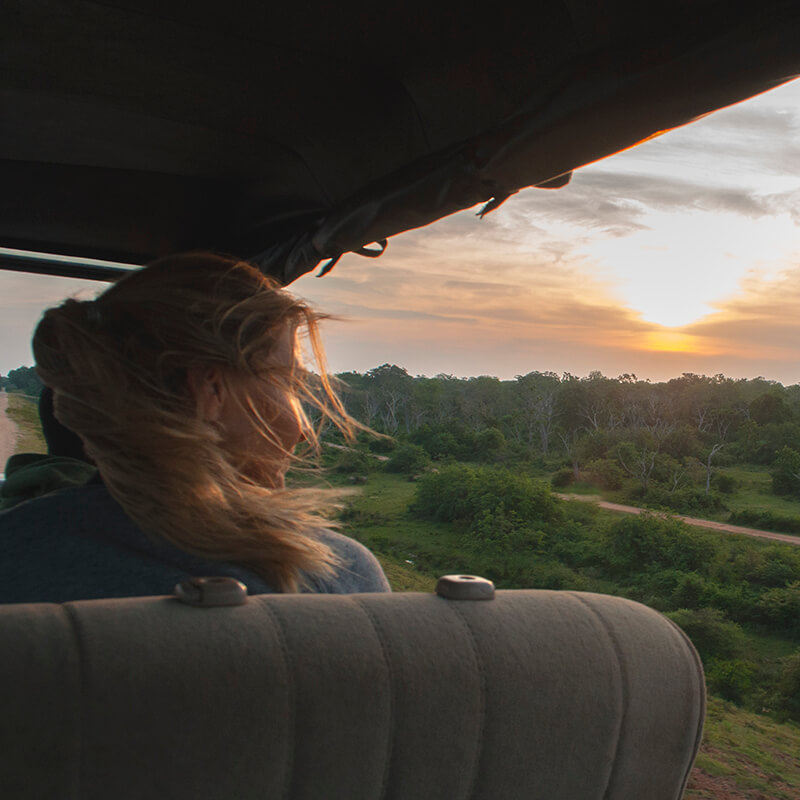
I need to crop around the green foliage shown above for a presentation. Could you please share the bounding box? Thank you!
[706,659,756,704]
[385,443,430,474]
[750,392,792,426]
[333,448,372,474]
[1,365,43,396]
[745,422,800,465]
[603,514,716,575]
[368,436,396,454]
[771,446,800,496]
[550,467,574,488]
[666,607,747,661]
[473,426,506,461]
[756,582,800,635]
[637,484,725,515]
[584,458,625,490]
[411,424,469,460]
[728,508,800,536]
[713,472,737,494]
[776,651,800,722]
[414,464,558,540]
[671,572,714,610]
[661,424,702,460]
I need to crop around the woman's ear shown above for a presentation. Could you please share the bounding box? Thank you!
[186,365,226,422]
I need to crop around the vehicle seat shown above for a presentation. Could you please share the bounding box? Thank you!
[0,586,704,799]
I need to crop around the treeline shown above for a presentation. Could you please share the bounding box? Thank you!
[335,365,800,514]
[0,366,42,397]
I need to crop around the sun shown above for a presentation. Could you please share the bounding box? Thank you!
[642,331,701,353]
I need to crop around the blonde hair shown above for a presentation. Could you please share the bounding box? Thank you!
[33,253,358,591]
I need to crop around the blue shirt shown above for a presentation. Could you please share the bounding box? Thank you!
[0,483,390,603]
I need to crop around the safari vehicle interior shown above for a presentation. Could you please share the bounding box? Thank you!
[1,1,798,797]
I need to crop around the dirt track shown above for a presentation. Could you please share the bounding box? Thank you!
[0,393,19,473]
[556,493,800,547]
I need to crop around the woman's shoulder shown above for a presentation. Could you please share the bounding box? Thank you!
[310,530,391,594]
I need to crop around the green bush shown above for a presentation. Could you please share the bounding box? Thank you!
[666,607,747,662]
[636,485,725,515]
[550,468,574,489]
[728,509,800,536]
[756,582,800,635]
[671,572,712,610]
[603,514,716,575]
[713,473,737,494]
[368,436,396,454]
[585,458,625,490]
[473,427,506,462]
[706,659,756,704]
[771,446,800,496]
[414,465,558,540]
[385,443,430,474]
[411,423,474,460]
[333,448,371,474]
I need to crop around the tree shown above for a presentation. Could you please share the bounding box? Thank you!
[512,372,560,454]
[771,446,800,496]
[704,442,725,495]
[363,364,412,433]
[615,440,659,492]
[2,365,43,396]
[750,392,792,426]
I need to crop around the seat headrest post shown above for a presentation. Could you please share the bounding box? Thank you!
[435,574,495,600]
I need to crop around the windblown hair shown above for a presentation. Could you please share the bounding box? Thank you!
[33,252,358,591]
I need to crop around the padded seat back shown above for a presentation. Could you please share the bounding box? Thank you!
[0,589,704,799]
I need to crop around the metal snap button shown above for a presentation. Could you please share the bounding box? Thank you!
[174,577,248,607]
[435,574,495,601]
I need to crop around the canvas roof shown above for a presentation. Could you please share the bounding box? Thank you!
[2,0,799,283]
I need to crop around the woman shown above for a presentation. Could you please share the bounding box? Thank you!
[0,253,389,602]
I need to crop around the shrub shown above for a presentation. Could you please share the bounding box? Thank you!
[771,446,800,496]
[713,473,737,494]
[706,659,756,703]
[636,485,724,515]
[728,509,800,536]
[756,582,800,635]
[385,443,430,474]
[585,458,625,490]
[411,423,474,460]
[666,607,747,662]
[414,465,558,540]
[473,427,506,462]
[550,468,574,489]
[368,436,396,454]
[603,514,716,575]
[333,448,371,474]
[671,572,711,610]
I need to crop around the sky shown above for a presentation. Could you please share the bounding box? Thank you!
[2,77,799,384]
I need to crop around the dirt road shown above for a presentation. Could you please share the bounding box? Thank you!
[556,492,800,547]
[0,392,19,473]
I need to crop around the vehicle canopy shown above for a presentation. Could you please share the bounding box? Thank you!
[2,0,799,284]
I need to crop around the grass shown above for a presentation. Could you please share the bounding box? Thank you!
[686,697,800,799]
[719,465,800,518]
[336,472,485,580]
[4,392,45,453]
[559,480,604,496]
[375,553,437,592]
